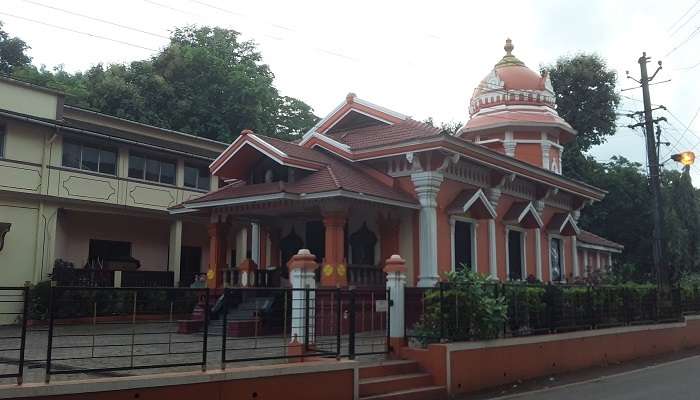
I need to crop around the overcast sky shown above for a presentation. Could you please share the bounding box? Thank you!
[3,0,700,181]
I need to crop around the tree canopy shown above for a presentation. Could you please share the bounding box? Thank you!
[9,25,318,142]
[543,54,620,180]
[0,21,31,75]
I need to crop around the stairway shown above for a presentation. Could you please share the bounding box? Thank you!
[358,360,445,400]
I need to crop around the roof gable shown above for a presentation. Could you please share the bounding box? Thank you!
[210,131,325,179]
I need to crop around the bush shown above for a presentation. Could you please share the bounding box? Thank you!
[412,269,507,345]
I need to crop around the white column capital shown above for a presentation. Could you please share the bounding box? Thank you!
[411,171,444,208]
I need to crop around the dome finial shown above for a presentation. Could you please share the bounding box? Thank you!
[495,38,524,68]
[504,38,514,55]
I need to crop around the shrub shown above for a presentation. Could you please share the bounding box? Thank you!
[412,268,507,346]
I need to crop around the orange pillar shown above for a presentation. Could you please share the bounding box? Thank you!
[322,213,348,287]
[207,222,229,288]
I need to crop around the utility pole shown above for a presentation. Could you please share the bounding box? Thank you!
[628,53,666,290]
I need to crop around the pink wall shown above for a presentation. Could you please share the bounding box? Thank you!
[182,221,210,273]
[56,210,170,270]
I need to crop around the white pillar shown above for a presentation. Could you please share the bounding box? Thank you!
[411,171,443,287]
[582,248,588,276]
[608,252,613,268]
[596,251,601,271]
[488,219,498,279]
[535,229,542,281]
[251,221,260,265]
[504,131,516,157]
[290,249,317,344]
[235,227,247,266]
[572,236,580,277]
[169,219,183,287]
[384,255,407,339]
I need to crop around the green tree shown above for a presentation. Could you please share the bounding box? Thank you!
[13,26,318,142]
[662,169,700,278]
[577,156,654,280]
[0,21,31,74]
[543,54,620,178]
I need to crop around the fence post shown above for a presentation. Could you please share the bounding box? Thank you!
[288,249,318,359]
[17,282,30,385]
[202,288,210,371]
[335,288,341,358]
[44,283,56,383]
[384,255,407,354]
[220,289,228,370]
[439,282,446,341]
[586,285,593,329]
[348,288,356,360]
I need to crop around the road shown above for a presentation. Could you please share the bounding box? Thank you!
[492,355,700,400]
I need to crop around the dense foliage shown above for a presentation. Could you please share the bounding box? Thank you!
[412,269,507,345]
[544,54,700,281]
[4,24,318,142]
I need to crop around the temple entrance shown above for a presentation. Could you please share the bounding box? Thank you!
[305,220,325,263]
[180,246,201,287]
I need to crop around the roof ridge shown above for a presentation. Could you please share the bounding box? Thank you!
[326,165,342,189]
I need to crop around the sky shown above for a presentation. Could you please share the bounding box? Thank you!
[3,0,700,181]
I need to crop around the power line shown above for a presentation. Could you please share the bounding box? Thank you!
[668,0,700,32]
[19,0,169,39]
[0,11,158,52]
[665,24,700,57]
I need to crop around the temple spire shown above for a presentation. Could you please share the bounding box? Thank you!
[495,38,524,67]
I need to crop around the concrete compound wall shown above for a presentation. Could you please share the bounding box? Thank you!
[400,316,700,396]
[1,362,355,400]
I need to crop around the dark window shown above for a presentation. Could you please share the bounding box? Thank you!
[81,145,99,172]
[550,238,562,282]
[99,149,116,175]
[129,152,176,185]
[0,126,5,158]
[145,158,160,181]
[508,230,523,280]
[88,239,131,265]
[128,154,145,178]
[160,161,175,185]
[62,141,117,175]
[184,163,210,190]
[62,141,81,168]
[453,221,473,272]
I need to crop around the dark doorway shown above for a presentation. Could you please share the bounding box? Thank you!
[453,221,473,271]
[508,230,523,280]
[180,246,202,287]
[280,228,304,268]
[305,221,325,263]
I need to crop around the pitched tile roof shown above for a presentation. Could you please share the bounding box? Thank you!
[324,119,442,150]
[183,146,417,207]
[578,230,624,250]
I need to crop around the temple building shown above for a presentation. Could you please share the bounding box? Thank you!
[174,39,623,289]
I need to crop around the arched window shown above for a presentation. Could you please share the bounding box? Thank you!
[349,222,377,265]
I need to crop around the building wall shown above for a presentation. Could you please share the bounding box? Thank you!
[0,199,40,287]
[55,210,171,271]
[0,80,60,120]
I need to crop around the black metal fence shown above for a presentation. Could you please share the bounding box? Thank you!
[0,287,29,385]
[9,285,387,383]
[406,283,689,345]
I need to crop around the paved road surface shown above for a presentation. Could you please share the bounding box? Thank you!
[493,355,700,400]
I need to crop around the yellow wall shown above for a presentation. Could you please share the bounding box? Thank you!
[0,200,39,286]
[0,80,59,120]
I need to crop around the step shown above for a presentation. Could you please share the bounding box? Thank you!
[358,360,420,379]
[359,372,433,397]
[360,386,446,400]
